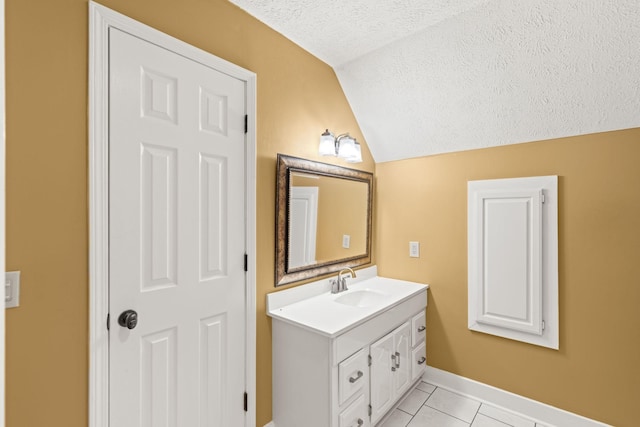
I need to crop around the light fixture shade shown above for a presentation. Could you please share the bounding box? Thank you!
[319,130,336,156]
[346,141,363,163]
[337,135,356,160]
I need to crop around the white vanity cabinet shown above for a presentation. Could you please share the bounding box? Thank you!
[268,271,428,427]
[271,319,374,427]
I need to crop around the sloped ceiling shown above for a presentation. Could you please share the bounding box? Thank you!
[229,0,640,163]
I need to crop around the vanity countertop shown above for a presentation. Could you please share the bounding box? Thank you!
[267,270,428,338]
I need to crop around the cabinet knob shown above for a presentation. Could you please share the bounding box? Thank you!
[418,356,426,365]
[417,325,426,332]
[357,418,364,426]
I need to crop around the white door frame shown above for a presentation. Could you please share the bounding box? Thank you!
[88,3,257,427]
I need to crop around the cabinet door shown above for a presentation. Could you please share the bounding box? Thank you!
[369,332,394,425]
[393,322,411,397]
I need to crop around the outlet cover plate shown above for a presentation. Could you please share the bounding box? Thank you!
[5,271,20,309]
[409,241,420,258]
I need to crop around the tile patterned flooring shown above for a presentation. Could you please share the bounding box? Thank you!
[378,382,550,427]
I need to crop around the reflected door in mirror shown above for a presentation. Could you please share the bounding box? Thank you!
[288,186,318,268]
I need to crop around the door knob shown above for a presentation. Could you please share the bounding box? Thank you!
[118,309,138,330]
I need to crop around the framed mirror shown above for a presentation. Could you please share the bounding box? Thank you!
[276,154,373,286]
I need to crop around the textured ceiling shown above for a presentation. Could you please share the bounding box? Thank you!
[228,0,491,66]
[230,0,640,162]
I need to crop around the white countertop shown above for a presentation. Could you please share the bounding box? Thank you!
[267,269,429,338]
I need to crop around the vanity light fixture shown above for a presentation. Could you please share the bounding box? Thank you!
[319,129,363,163]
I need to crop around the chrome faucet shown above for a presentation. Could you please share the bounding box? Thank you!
[331,268,357,294]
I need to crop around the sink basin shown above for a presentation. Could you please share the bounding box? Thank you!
[334,289,388,308]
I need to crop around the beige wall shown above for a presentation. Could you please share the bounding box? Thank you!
[5,0,374,426]
[375,128,640,426]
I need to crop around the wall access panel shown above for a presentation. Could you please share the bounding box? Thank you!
[468,176,558,349]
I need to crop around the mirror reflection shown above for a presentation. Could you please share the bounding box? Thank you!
[289,173,368,268]
[276,154,373,286]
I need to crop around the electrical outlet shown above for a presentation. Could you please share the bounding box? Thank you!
[409,241,420,258]
[5,271,21,309]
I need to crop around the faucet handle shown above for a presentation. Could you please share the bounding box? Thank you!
[341,277,349,292]
[330,279,340,294]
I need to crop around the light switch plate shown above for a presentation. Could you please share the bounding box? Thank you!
[342,234,351,249]
[409,241,420,258]
[5,271,20,309]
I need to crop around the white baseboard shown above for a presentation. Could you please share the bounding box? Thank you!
[424,366,610,427]
[263,422,275,427]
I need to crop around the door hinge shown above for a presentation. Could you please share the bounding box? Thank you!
[368,404,372,417]
[106,313,110,330]
[368,354,372,367]
[244,254,248,272]
[541,193,546,203]
[244,115,248,134]
[542,320,546,331]
[244,392,248,412]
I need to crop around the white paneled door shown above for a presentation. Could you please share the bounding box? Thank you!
[109,28,247,426]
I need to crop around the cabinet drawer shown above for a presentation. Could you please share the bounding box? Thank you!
[339,394,369,427]
[411,310,426,346]
[339,349,368,405]
[411,341,427,381]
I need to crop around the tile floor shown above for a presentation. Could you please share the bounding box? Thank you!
[378,382,549,427]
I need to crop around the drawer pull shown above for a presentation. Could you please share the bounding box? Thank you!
[348,370,363,383]
[391,354,396,371]
[356,418,364,426]
[395,351,401,369]
[417,325,426,332]
[418,356,426,365]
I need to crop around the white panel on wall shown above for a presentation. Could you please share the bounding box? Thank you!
[477,189,542,335]
[468,176,558,349]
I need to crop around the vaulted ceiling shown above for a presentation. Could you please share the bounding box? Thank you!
[229,0,640,163]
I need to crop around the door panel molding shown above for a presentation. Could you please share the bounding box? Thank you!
[88,3,257,426]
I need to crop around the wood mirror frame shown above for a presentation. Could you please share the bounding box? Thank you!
[275,154,373,286]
